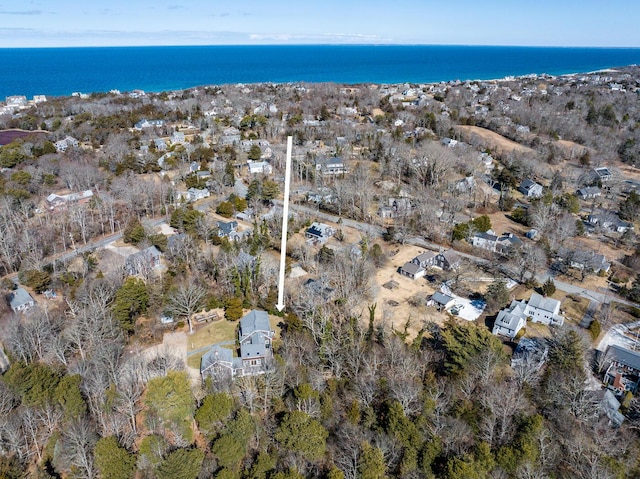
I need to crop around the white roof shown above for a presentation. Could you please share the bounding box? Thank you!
[527,292,560,314]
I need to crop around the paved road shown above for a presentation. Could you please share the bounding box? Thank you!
[580,300,599,328]
[274,200,385,238]
[279,203,638,310]
[3,217,167,282]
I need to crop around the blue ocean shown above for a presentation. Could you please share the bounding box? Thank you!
[2,45,640,99]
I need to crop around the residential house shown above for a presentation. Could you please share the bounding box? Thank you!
[526,292,564,326]
[623,180,640,193]
[307,188,334,205]
[456,176,477,194]
[591,167,612,183]
[598,389,625,427]
[441,138,458,148]
[472,231,499,251]
[478,152,494,170]
[587,211,633,233]
[305,222,335,244]
[157,152,172,169]
[125,246,162,276]
[428,291,455,310]
[201,310,274,381]
[134,119,165,130]
[378,198,413,219]
[54,136,79,153]
[8,287,35,313]
[200,345,237,381]
[219,127,241,146]
[576,186,602,200]
[556,247,610,274]
[518,179,544,198]
[217,220,238,238]
[46,190,93,212]
[493,299,528,338]
[171,131,186,145]
[315,157,347,176]
[472,231,522,254]
[237,310,275,374]
[196,170,212,181]
[493,292,564,338]
[433,249,460,271]
[186,188,210,202]
[412,251,437,269]
[153,138,167,151]
[5,95,27,108]
[247,161,273,175]
[398,262,425,280]
[603,345,640,394]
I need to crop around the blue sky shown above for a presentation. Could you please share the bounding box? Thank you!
[1,0,638,48]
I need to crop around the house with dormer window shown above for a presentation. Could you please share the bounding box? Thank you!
[200,310,274,381]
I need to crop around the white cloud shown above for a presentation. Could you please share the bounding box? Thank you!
[248,32,389,43]
[0,9,42,15]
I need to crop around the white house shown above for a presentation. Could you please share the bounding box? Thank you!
[493,299,528,338]
[46,190,93,211]
[185,188,210,202]
[518,179,543,198]
[134,119,165,130]
[591,167,612,182]
[315,157,347,176]
[54,136,79,153]
[305,222,335,244]
[493,292,564,338]
[8,287,35,313]
[525,292,564,326]
[399,262,425,280]
[472,231,522,254]
[247,161,273,175]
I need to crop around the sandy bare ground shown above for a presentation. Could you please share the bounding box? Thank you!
[456,125,534,155]
[555,139,590,158]
[371,244,447,333]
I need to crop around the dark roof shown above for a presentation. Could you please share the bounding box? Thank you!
[439,249,460,264]
[306,224,324,238]
[414,251,436,263]
[431,291,454,306]
[201,345,234,372]
[606,345,640,372]
[8,287,34,310]
[401,262,423,275]
[240,310,271,337]
[557,247,609,271]
[474,231,498,242]
[217,220,238,235]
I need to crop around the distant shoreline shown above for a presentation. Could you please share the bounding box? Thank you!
[1,45,640,99]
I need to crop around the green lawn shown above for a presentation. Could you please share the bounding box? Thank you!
[187,319,238,353]
[185,311,283,369]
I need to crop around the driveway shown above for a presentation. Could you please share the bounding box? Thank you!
[449,296,486,322]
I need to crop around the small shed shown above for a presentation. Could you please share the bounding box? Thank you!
[428,292,455,310]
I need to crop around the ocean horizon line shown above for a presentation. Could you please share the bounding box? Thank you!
[2,44,640,50]
[2,44,640,99]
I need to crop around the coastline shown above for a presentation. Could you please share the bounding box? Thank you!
[2,45,640,98]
